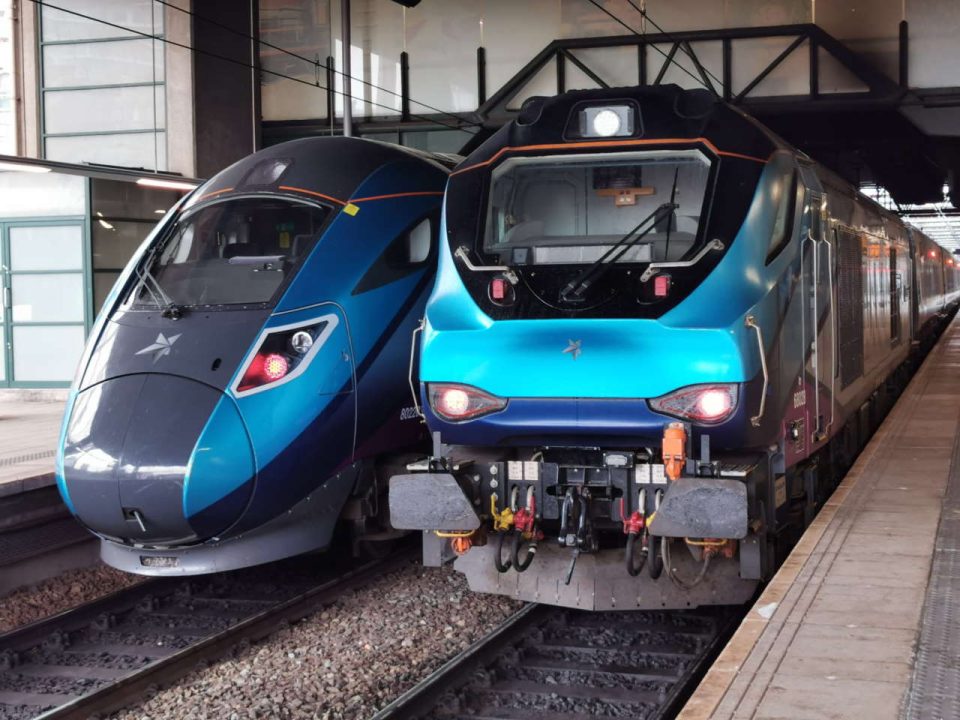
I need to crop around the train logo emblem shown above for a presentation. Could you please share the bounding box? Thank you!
[135,333,182,362]
[563,339,582,360]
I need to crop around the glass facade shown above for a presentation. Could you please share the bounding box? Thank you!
[0,165,182,386]
[1,217,86,385]
[0,0,13,155]
[260,0,333,122]
[39,0,167,170]
[258,0,813,125]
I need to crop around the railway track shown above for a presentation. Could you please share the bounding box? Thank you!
[0,546,415,720]
[374,602,742,720]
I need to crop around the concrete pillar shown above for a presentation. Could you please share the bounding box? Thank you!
[192,0,257,178]
[164,0,196,177]
[13,0,39,158]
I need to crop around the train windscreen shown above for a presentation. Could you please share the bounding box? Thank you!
[127,197,330,309]
[483,150,711,265]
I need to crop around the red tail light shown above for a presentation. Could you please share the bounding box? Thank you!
[262,353,289,380]
[429,383,507,421]
[238,352,291,391]
[654,274,671,297]
[487,276,515,306]
[648,383,738,424]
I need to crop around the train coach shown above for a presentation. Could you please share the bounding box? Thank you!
[56,136,453,574]
[390,84,960,610]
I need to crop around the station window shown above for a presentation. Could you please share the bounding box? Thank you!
[39,1,167,170]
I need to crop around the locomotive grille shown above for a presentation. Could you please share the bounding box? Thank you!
[837,227,864,388]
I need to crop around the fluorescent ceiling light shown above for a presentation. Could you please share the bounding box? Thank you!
[137,177,198,191]
[96,212,115,231]
[0,161,51,173]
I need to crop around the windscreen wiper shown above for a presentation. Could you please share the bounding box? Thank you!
[131,252,183,319]
[559,201,677,304]
[663,167,680,263]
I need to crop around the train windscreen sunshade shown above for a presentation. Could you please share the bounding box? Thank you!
[127,197,331,309]
[483,150,711,266]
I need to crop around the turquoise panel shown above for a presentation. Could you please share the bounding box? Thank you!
[419,157,798,400]
[183,395,255,518]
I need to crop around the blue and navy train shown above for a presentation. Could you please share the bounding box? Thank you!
[56,137,453,574]
[390,85,960,610]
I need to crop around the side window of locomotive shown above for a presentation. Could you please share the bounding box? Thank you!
[126,198,330,309]
[352,215,436,295]
[406,218,432,265]
[383,216,434,268]
[765,169,799,265]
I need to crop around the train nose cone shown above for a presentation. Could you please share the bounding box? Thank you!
[60,374,255,545]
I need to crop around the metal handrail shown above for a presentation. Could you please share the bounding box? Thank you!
[454,246,519,284]
[810,229,822,434]
[408,319,425,421]
[745,315,768,427]
[640,238,724,282]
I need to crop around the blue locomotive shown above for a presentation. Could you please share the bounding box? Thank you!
[56,137,453,574]
[390,85,960,610]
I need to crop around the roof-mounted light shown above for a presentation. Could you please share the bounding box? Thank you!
[581,105,634,138]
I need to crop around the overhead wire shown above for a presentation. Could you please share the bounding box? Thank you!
[30,0,477,134]
[150,0,473,128]
[623,0,725,91]
[583,0,715,93]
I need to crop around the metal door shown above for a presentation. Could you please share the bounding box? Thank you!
[797,162,832,440]
[890,247,903,345]
[0,230,7,387]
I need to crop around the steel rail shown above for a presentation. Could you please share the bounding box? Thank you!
[371,604,546,720]
[1,546,415,720]
[372,602,742,720]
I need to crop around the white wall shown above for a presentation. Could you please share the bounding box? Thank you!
[259,0,958,123]
[0,0,14,154]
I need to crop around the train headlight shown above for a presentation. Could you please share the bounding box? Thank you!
[578,105,635,138]
[429,383,507,422]
[648,383,739,425]
[591,109,622,137]
[290,330,314,355]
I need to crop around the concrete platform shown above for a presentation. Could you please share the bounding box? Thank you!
[0,394,65,497]
[679,317,960,720]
